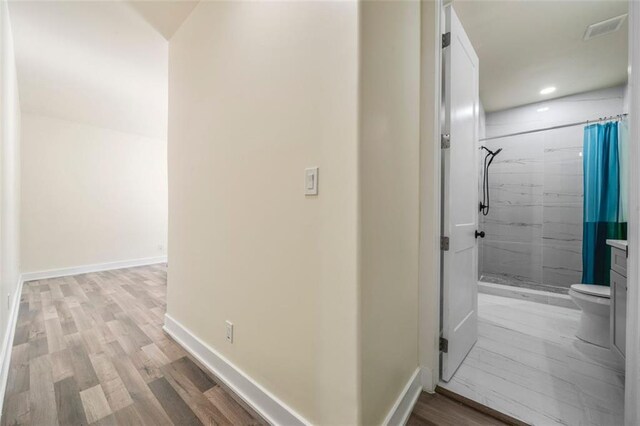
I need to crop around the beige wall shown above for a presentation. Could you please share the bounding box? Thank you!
[21,114,167,273]
[0,0,21,352]
[358,1,421,424]
[167,2,359,424]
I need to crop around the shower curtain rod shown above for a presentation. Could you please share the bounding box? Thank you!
[479,113,628,142]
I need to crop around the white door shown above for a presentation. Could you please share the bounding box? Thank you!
[441,4,480,382]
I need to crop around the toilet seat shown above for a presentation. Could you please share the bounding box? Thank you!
[570,284,610,299]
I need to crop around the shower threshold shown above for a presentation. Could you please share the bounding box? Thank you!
[478,281,577,310]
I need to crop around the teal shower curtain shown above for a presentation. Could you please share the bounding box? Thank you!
[582,120,627,286]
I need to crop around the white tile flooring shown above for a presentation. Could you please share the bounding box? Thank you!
[440,293,625,426]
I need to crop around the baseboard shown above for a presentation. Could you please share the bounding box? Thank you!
[383,367,423,426]
[0,275,24,415]
[21,256,168,282]
[163,314,310,426]
[420,366,436,392]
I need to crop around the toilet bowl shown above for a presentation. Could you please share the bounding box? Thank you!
[569,284,611,348]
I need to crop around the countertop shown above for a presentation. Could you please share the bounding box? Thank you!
[606,239,628,251]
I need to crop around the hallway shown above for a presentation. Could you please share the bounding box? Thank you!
[1,265,265,426]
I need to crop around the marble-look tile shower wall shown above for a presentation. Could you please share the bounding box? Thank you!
[480,86,626,293]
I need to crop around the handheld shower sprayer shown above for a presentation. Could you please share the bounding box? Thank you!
[479,146,502,216]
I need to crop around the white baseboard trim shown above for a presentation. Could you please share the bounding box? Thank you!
[163,314,310,426]
[21,256,168,282]
[0,275,24,415]
[420,366,436,392]
[383,367,423,426]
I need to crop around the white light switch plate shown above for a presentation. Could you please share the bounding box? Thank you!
[305,167,319,196]
[225,320,234,343]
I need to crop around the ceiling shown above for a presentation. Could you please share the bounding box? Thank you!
[452,0,629,112]
[127,1,199,40]
[8,1,169,138]
[9,1,626,127]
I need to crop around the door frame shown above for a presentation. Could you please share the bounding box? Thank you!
[625,1,639,424]
[418,0,444,391]
[418,1,640,424]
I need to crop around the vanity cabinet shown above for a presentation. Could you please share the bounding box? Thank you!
[610,246,627,360]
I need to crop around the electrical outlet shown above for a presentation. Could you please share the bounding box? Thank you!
[225,321,234,343]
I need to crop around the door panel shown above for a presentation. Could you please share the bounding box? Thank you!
[441,4,480,382]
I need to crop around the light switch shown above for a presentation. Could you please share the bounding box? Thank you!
[305,167,319,196]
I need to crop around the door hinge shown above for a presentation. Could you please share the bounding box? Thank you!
[440,236,450,251]
[442,32,451,49]
[441,133,450,149]
[439,337,449,353]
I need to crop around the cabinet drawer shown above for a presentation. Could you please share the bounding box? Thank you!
[611,247,627,277]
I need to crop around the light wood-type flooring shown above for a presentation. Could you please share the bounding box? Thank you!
[1,264,266,426]
[4,264,576,426]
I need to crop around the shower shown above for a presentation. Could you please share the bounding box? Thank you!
[479,146,502,216]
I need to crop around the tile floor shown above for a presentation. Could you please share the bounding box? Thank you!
[440,293,625,426]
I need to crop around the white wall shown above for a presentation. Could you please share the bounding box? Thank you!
[8,1,170,275]
[21,114,167,273]
[8,1,168,139]
[485,85,626,138]
[624,82,631,114]
[0,0,22,396]
[167,2,359,424]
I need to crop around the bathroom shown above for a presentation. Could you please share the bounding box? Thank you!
[478,85,628,302]
[439,1,630,424]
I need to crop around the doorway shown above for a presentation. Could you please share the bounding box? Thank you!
[438,1,632,424]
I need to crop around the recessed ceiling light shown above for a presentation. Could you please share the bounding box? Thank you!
[537,107,549,112]
[540,87,556,95]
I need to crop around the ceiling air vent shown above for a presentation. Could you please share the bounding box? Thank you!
[584,14,628,41]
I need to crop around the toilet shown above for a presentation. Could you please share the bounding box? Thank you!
[569,284,611,348]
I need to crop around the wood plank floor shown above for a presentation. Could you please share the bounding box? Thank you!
[1,264,267,426]
[408,391,513,426]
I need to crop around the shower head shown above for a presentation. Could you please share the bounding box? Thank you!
[481,146,502,156]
